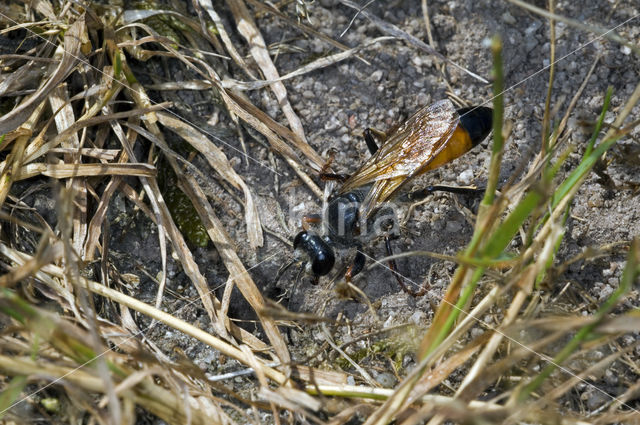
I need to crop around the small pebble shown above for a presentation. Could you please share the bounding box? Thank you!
[409,311,426,325]
[292,202,306,213]
[403,355,413,368]
[598,285,614,300]
[604,369,618,386]
[585,390,609,410]
[416,92,430,105]
[502,11,516,25]
[383,314,395,328]
[375,372,397,388]
[525,38,538,53]
[457,169,474,185]
[524,21,541,36]
[470,327,483,339]
[445,220,462,233]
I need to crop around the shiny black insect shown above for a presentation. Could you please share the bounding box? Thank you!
[293,100,493,296]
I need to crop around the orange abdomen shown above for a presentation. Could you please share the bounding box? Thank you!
[420,125,474,173]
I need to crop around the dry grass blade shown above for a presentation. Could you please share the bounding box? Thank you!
[0,233,60,288]
[354,15,639,424]
[220,89,324,195]
[409,332,491,401]
[1,0,639,423]
[17,162,156,179]
[19,103,170,165]
[456,223,566,396]
[0,242,286,383]
[226,0,310,148]
[0,355,223,425]
[543,341,639,408]
[126,13,326,183]
[178,172,293,372]
[157,111,263,248]
[222,36,394,91]
[0,102,46,207]
[121,111,280,354]
[0,17,85,135]
[507,0,640,55]
[48,84,87,257]
[339,0,488,83]
[197,0,258,79]
[120,122,231,339]
[47,147,120,160]
[121,8,295,361]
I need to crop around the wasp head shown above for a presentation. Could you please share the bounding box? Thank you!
[293,231,335,277]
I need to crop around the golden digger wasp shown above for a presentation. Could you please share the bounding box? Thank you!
[290,100,492,296]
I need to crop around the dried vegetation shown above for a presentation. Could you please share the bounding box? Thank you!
[0,0,638,424]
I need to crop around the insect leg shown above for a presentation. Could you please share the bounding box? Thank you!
[319,148,350,182]
[384,236,428,297]
[403,185,485,202]
[345,249,366,283]
[363,128,387,155]
[320,128,385,181]
[320,172,349,182]
[321,147,338,172]
[302,214,322,230]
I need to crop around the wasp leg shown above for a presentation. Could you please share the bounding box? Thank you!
[302,214,322,230]
[364,129,380,155]
[319,148,350,182]
[363,128,387,155]
[385,236,428,297]
[320,129,386,181]
[320,172,349,182]
[345,249,366,283]
[403,185,485,202]
[401,185,485,226]
[321,147,338,172]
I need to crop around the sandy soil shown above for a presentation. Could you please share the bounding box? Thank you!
[97,0,639,415]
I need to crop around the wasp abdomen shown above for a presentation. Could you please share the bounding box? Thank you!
[457,106,493,147]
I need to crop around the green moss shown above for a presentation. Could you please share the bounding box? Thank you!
[132,0,189,47]
[40,397,60,413]
[159,160,208,247]
[335,328,417,374]
[164,183,209,247]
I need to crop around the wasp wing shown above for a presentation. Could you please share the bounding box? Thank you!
[338,99,459,218]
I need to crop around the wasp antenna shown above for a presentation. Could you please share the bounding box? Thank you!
[285,263,308,311]
[274,259,297,286]
[295,262,306,284]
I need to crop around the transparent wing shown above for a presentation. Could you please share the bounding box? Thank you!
[339,99,459,217]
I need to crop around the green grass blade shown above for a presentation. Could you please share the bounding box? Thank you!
[518,238,640,401]
[481,35,505,208]
[0,375,27,419]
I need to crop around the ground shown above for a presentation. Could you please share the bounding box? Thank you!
[117,0,636,382]
[112,0,640,410]
[9,0,640,422]
[194,1,639,325]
